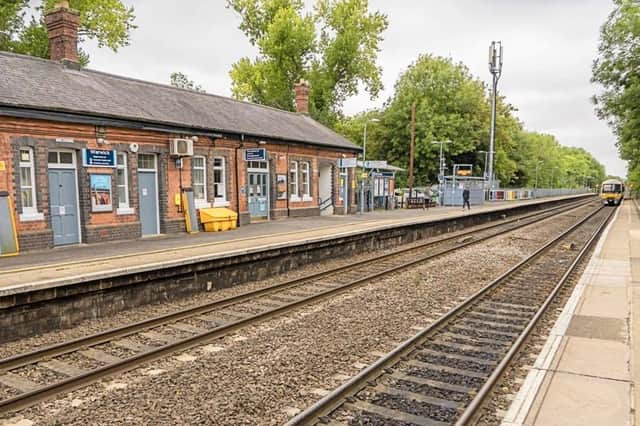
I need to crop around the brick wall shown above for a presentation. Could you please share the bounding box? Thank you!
[0,116,359,251]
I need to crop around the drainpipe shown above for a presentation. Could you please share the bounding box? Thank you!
[235,136,244,227]
[286,145,290,218]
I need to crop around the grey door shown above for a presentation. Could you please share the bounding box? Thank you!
[48,169,80,245]
[138,171,159,235]
[248,172,268,219]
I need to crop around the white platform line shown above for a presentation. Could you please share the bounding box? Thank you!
[501,205,622,425]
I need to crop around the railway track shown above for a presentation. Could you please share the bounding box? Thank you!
[0,199,595,415]
[286,204,614,426]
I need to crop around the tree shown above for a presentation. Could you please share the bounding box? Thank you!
[592,0,640,189]
[335,53,606,190]
[227,0,388,124]
[0,0,136,65]
[170,72,206,93]
[366,54,491,187]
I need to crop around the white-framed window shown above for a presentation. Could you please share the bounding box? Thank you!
[116,153,134,214]
[301,161,311,200]
[213,157,227,204]
[289,160,299,201]
[19,148,39,218]
[192,156,207,206]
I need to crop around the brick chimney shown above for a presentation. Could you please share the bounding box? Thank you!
[45,1,80,64]
[294,79,310,115]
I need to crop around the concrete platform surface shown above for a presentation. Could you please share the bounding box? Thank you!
[0,194,588,296]
[502,200,639,426]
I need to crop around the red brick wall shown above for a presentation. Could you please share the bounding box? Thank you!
[0,116,359,249]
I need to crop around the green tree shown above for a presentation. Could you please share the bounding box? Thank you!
[227,0,387,124]
[592,0,640,189]
[170,72,205,93]
[0,0,135,65]
[365,54,491,187]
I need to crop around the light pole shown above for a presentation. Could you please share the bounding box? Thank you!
[478,150,489,181]
[432,140,451,204]
[478,150,489,200]
[488,41,503,191]
[534,160,543,197]
[360,118,380,214]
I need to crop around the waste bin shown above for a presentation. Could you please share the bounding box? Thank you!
[199,208,238,232]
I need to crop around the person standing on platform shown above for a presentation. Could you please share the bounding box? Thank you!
[462,185,471,211]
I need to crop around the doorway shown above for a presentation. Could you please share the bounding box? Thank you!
[247,160,269,221]
[48,150,80,246]
[319,162,333,215]
[138,153,159,236]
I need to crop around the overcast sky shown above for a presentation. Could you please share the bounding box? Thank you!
[80,0,626,177]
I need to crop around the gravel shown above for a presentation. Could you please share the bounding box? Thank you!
[0,202,599,425]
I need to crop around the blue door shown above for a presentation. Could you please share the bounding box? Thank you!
[138,171,159,235]
[248,172,268,219]
[48,169,80,245]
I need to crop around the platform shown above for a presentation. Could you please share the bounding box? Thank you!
[0,195,590,296]
[502,200,640,426]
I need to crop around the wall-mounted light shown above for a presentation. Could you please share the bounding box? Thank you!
[258,140,267,145]
[95,125,107,145]
[191,135,199,143]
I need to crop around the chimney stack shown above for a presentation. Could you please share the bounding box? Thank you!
[45,1,80,64]
[294,79,310,115]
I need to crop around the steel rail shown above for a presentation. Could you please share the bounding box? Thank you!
[455,205,615,425]
[0,201,594,414]
[285,205,609,426]
[0,199,590,372]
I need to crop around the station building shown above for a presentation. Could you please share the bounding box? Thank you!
[0,3,360,251]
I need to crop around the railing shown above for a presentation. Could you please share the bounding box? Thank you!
[489,188,590,201]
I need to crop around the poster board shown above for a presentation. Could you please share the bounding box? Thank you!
[181,189,199,234]
[0,192,19,256]
[90,174,113,212]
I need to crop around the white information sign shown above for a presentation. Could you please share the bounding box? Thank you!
[338,158,357,168]
[364,160,387,169]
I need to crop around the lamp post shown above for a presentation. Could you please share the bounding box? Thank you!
[534,160,543,198]
[432,140,451,205]
[488,41,503,191]
[360,118,380,214]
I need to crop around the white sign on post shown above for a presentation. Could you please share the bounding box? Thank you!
[364,160,387,169]
[338,158,357,168]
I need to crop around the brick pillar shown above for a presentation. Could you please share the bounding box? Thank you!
[45,1,80,64]
[294,79,310,115]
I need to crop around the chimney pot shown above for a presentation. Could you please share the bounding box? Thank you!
[45,2,80,64]
[294,79,310,115]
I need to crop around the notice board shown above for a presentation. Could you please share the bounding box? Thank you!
[0,191,19,256]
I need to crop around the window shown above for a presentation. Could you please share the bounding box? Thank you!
[116,153,131,211]
[138,153,156,170]
[19,148,37,214]
[213,157,226,202]
[289,161,299,200]
[301,161,311,199]
[248,161,267,170]
[48,151,73,165]
[192,156,207,203]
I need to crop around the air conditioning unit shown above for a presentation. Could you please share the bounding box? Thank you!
[170,138,194,156]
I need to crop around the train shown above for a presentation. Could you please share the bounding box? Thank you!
[600,178,625,206]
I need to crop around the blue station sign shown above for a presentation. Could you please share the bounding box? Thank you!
[83,149,117,168]
[244,148,266,161]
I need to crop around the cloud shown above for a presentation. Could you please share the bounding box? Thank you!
[81,0,626,177]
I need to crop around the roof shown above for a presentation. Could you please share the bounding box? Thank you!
[0,52,360,151]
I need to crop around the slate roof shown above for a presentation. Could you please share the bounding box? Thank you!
[0,52,360,151]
